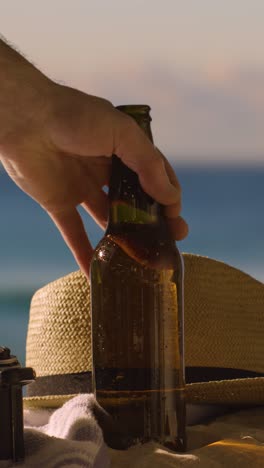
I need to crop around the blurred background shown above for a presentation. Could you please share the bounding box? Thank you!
[0,1,263,364]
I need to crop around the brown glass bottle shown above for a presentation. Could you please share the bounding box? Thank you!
[90,105,186,451]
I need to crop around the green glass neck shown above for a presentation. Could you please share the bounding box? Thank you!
[108,105,162,226]
[109,156,162,225]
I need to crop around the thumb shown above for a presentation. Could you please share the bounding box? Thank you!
[49,207,93,279]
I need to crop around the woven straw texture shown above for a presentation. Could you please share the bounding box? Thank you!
[186,377,264,405]
[26,270,91,376]
[25,253,264,406]
[183,254,264,373]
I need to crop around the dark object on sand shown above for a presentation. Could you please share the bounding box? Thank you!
[0,346,35,462]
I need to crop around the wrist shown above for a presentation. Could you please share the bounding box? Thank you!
[0,40,56,155]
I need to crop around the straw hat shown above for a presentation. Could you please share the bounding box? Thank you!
[23,253,264,409]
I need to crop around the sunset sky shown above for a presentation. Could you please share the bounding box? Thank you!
[1,1,264,164]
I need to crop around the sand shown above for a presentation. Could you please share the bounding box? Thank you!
[109,406,264,467]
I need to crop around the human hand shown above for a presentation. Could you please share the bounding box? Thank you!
[0,82,188,277]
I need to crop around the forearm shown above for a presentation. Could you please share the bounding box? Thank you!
[0,36,53,150]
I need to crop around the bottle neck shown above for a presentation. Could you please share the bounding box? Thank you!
[108,105,165,229]
[108,155,162,226]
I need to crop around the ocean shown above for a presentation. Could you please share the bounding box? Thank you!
[0,165,263,365]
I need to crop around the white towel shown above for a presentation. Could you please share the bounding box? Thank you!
[0,394,110,468]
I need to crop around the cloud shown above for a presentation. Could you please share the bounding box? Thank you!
[70,61,264,164]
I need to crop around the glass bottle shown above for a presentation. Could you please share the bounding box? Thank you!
[90,105,186,451]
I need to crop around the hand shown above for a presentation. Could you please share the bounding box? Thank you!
[0,82,188,277]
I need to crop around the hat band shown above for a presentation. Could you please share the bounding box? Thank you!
[185,367,264,383]
[26,367,264,399]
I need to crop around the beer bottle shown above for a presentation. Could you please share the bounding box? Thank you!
[90,105,186,451]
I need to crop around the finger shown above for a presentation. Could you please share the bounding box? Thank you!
[161,157,189,239]
[167,216,189,241]
[113,112,180,207]
[161,154,182,218]
[137,154,181,207]
[81,188,109,230]
[49,207,93,278]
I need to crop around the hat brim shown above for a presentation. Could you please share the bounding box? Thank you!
[23,376,264,409]
[24,254,264,410]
